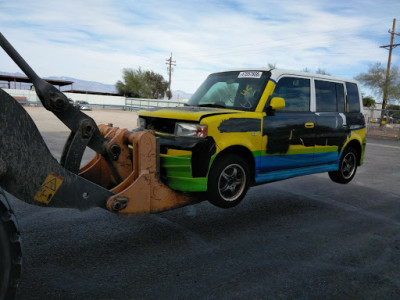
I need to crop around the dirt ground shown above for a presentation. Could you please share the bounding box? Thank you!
[367,123,400,140]
[23,106,138,132]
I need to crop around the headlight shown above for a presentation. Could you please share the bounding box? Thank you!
[138,117,146,129]
[175,123,207,137]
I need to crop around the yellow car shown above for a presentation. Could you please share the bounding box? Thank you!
[138,69,366,208]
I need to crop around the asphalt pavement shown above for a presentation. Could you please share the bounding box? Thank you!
[7,127,400,299]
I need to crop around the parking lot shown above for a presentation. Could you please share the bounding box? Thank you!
[7,107,400,299]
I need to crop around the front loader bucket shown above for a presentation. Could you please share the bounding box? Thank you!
[79,125,198,214]
[0,32,199,214]
[0,90,198,213]
[0,89,113,209]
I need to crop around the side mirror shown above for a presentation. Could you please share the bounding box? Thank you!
[270,97,285,110]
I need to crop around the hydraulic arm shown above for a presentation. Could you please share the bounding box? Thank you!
[0,33,197,213]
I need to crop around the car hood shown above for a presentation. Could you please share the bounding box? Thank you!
[138,106,239,122]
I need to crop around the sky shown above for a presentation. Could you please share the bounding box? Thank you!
[0,0,399,96]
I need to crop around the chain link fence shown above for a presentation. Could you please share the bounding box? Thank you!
[364,108,400,140]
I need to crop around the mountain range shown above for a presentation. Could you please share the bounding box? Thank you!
[0,71,192,100]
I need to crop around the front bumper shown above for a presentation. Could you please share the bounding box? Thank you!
[157,135,216,192]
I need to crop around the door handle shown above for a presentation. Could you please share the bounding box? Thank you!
[305,122,314,128]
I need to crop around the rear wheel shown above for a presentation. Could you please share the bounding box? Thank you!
[207,155,250,208]
[0,190,22,300]
[329,147,358,184]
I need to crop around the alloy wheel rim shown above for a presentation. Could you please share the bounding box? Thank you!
[342,152,356,179]
[218,164,246,201]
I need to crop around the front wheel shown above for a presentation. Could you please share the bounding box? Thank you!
[329,147,358,184]
[207,155,250,208]
[0,190,22,300]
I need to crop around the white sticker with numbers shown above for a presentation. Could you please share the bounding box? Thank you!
[238,71,262,79]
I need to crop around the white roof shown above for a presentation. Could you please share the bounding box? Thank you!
[212,68,358,84]
[269,69,358,84]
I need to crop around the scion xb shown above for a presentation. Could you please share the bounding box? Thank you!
[138,69,366,208]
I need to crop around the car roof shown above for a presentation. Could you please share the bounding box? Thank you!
[211,68,358,84]
[269,69,357,84]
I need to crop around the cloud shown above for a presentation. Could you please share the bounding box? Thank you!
[0,0,399,93]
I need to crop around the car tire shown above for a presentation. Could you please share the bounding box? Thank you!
[329,147,358,184]
[0,190,22,300]
[207,155,250,208]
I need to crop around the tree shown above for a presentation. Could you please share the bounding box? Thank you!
[315,68,331,75]
[362,96,376,108]
[144,70,170,99]
[387,104,400,110]
[355,63,400,108]
[356,63,400,126]
[301,67,330,75]
[116,68,170,99]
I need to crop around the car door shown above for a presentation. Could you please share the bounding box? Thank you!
[314,80,349,165]
[260,76,316,173]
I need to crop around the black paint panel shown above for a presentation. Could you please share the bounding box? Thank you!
[143,106,219,112]
[315,113,349,153]
[263,112,316,154]
[347,112,366,129]
[218,118,261,133]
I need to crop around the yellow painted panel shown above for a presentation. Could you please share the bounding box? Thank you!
[167,149,192,156]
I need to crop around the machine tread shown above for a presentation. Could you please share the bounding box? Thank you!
[0,190,22,300]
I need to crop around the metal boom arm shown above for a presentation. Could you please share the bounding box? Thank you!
[0,33,121,179]
[0,33,196,213]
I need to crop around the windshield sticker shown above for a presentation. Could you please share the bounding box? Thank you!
[241,86,256,96]
[238,71,262,79]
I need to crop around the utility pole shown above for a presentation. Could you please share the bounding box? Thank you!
[379,18,400,124]
[165,53,176,98]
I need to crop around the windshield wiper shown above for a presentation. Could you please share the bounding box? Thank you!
[197,103,226,108]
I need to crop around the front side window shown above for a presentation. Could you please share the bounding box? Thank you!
[187,71,271,111]
[271,77,310,111]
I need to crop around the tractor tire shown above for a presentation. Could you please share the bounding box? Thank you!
[0,189,22,300]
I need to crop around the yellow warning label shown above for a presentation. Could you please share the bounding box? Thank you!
[34,172,64,204]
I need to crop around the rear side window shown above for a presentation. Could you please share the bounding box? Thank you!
[336,83,345,113]
[271,77,310,111]
[315,80,336,112]
[315,80,346,112]
[346,82,361,112]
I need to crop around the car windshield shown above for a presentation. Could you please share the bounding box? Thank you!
[187,71,270,111]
